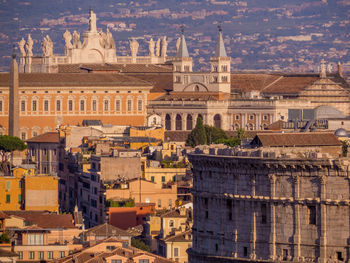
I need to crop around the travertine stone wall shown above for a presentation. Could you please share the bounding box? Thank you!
[188,147,350,263]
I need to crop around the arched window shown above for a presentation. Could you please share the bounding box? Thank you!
[104,100,109,111]
[186,115,193,130]
[234,124,240,130]
[176,114,182,130]
[165,114,171,131]
[248,123,254,131]
[214,114,221,129]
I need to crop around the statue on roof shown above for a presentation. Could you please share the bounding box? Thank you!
[155,38,161,57]
[130,38,139,57]
[18,38,26,57]
[25,34,33,57]
[42,35,53,57]
[106,29,116,49]
[99,31,107,48]
[63,30,73,49]
[161,36,167,57]
[148,38,155,56]
[89,8,97,32]
[72,31,81,48]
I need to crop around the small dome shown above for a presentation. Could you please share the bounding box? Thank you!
[334,128,348,137]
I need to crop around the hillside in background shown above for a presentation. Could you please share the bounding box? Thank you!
[0,0,349,73]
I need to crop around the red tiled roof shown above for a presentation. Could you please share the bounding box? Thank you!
[26,132,59,143]
[4,211,76,229]
[251,132,342,147]
[0,72,152,87]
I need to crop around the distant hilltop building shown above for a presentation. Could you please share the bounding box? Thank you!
[0,10,349,138]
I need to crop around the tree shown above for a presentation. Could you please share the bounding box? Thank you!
[131,238,151,252]
[0,135,27,176]
[205,125,227,144]
[186,117,207,147]
[215,137,241,147]
[236,128,246,140]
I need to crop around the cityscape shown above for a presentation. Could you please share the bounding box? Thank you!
[0,1,350,263]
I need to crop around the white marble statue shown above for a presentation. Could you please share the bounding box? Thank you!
[148,38,155,56]
[161,36,167,57]
[89,9,97,32]
[155,38,161,57]
[99,31,107,48]
[106,29,116,49]
[63,30,73,49]
[130,38,139,57]
[72,31,81,48]
[42,35,53,57]
[18,38,26,57]
[176,37,181,52]
[25,34,33,56]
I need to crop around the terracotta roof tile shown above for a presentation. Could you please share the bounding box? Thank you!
[85,223,132,237]
[58,64,173,73]
[26,132,59,143]
[251,132,342,147]
[0,73,152,87]
[4,211,76,229]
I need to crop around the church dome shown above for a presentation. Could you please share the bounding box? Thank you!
[334,128,348,137]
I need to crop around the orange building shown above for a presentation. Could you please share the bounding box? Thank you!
[0,73,152,139]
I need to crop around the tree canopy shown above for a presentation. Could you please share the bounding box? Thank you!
[0,135,27,176]
[186,117,207,147]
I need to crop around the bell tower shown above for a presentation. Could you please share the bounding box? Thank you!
[210,26,231,93]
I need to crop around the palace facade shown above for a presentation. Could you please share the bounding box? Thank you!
[0,10,349,138]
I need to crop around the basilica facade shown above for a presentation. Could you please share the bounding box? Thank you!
[1,10,349,139]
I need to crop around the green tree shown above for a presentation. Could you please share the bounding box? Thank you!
[186,117,207,147]
[215,137,241,147]
[205,125,227,144]
[0,233,10,243]
[236,128,246,140]
[342,140,348,157]
[131,238,151,252]
[0,135,27,176]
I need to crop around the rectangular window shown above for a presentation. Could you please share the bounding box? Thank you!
[48,251,53,259]
[6,194,10,203]
[221,76,228,82]
[104,100,109,111]
[184,65,190,72]
[68,100,73,111]
[151,176,154,182]
[175,76,181,83]
[243,247,248,257]
[18,251,23,259]
[138,100,142,111]
[263,115,268,120]
[174,247,179,257]
[29,251,34,259]
[127,100,132,111]
[92,100,97,111]
[38,251,44,260]
[21,132,26,141]
[161,176,165,183]
[0,100,2,112]
[59,251,65,258]
[115,100,120,111]
[308,205,316,225]
[6,181,10,190]
[18,181,22,189]
[44,100,49,111]
[32,100,37,111]
[33,131,38,137]
[21,100,25,111]
[56,100,61,111]
[139,259,149,263]
[80,100,85,111]
[168,199,172,207]
[158,199,161,208]
[27,234,44,245]
[112,260,122,263]
[18,194,22,203]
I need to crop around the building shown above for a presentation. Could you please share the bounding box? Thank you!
[3,210,83,261]
[26,132,60,174]
[1,11,348,138]
[0,166,59,212]
[106,178,178,209]
[188,133,349,262]
[84,223,133,245]
[144,167,187,186]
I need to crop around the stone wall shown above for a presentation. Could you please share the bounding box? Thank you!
[188,146,350,263]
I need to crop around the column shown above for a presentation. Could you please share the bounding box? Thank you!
[292,174,301,260]
[182,113,186,131]
[318,175,327,263]
[250,201,256,259]
[269,174,276,260]
[171,114,176,131]
[233,174,238,258]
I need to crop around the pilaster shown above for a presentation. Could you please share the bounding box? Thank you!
[268,174,276,260]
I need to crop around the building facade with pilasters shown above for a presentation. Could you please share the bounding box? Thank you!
[188,146,350,262]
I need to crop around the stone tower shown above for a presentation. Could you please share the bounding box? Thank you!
[210,26,231,93]
[9,53,20,137]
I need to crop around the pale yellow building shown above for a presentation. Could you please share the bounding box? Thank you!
[144,167,186,186]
